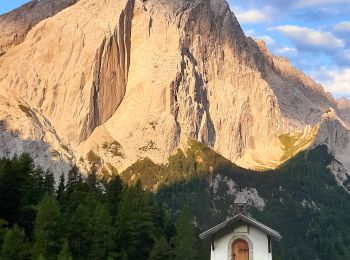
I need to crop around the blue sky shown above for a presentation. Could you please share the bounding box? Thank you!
[229,0,350,100]
[1,0,349,99]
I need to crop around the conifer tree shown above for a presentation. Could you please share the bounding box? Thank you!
[86,203,115,259]
[43,171,55,194]
[57,173,66,201]
[32,194,61,259]
[66,165,81,193]
[149,236,173,260]
[57,240,72,260]
[173,207,199,260]
[116,181,158,259]
[0,224,27,260]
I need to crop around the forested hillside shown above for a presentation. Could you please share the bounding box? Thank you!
[0,155,201,260]
[1,145,350,260]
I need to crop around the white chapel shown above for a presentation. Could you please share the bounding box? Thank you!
[199,192,282,260]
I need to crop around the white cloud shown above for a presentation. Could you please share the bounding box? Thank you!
[233,7,271,24]
[334,21,350,32]
[313,67,350,94]
[275,46,298,55]
[272,25,344,51]
[260,35,276,46]
[294,0,349,8]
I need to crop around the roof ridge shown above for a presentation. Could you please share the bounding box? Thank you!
[199,213,282,241]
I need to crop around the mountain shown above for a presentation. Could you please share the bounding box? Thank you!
[337,97,350,125]
[0,0,78,53]
[0,0,349,189]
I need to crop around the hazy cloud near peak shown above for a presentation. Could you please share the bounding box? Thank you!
[293,0,350,8]
[312,68,350,95]
[272,25,344,51]
[229,0,350,99]
[233,7,273,24]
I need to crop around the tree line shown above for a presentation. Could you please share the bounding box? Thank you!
[0,154,201,260]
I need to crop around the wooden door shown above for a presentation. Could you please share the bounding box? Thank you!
[232,239,249,260]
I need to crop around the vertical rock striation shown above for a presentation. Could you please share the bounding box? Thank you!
[0,0,349,182]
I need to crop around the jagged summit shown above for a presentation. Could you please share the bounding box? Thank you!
[0,0,349,188]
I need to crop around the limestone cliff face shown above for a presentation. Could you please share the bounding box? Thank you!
[0,0,349,183]
[314,109,350,191]
[337,98,350,126]
[0,0,79,53]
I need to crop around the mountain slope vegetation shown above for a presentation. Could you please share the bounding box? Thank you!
[0,144,349,259]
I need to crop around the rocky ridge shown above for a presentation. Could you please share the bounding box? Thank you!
[0,0,349,190]
[0,0,79,54]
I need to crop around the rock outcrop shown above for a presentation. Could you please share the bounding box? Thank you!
[0,0,349,186]
[337,97,350,126]
[0,0,79,54]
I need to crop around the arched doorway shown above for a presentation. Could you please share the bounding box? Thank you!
[232,239,249,260]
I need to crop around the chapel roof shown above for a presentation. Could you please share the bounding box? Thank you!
[199,214,282,241]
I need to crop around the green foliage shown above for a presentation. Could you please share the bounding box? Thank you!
[32,194,61,259]
[149,236,172,260]
[57,173,65,201]
[0,155,195,259]
[121,140,215,190]
[158,145,350,260]
[1,145,348,260]
[278,127,318,162]
[0,224,27,260]
[57,240,72,260]
[116,182,159,259]
[173,207,199,260]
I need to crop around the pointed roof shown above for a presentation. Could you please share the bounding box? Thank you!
[234,192,247,204]
[199,214,282,241]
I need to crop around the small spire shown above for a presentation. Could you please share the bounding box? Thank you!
[234,188,247,215]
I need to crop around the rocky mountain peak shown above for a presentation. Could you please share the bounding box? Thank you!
[0,0,349,188]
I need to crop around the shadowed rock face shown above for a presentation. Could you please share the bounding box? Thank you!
[0,0,79,53]
[86,0,134,139]
[337,98,350,126]
[0,0,349,182]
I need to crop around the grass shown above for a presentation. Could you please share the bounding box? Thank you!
[278,126,319,162]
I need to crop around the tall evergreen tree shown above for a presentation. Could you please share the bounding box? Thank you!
[116,182,158,259]
[149,236,173,260]
[43,171,55,194]
[57,240,72,260]
[66,204,89,259]
[173,207,199,260]
[32,194,61,260]
[66,165,81,193]
[105,175,123,216]
[86,203,115,259]
[0,158,24,224]
[0,224,27,260]
[57,173,66,201]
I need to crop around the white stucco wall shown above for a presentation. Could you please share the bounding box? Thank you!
[210,224,273,260]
